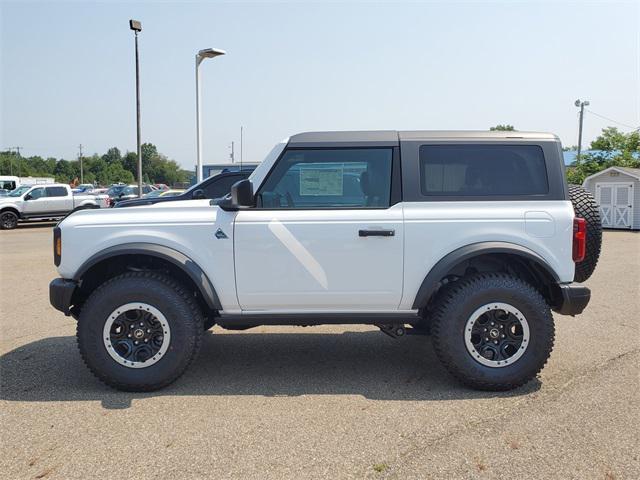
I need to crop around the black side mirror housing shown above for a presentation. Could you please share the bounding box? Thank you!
[219,180,254,211]
[232,179,254,206]
[192,189,205,200]
[24,194,32,200]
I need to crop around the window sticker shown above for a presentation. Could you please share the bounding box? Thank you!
[299,164,344,196]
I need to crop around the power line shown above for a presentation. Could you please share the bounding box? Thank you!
[585,109,639,130]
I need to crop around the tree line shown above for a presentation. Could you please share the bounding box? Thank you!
[0,143,191,186]
[565,127,640,184]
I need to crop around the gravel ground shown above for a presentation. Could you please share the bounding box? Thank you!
[1,224,638,480]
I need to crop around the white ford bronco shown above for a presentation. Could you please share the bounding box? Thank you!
[49,131,601,392]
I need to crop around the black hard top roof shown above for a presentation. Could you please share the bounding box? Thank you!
[288,130,558,147]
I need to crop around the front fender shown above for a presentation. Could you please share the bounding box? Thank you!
[73,242,222,310]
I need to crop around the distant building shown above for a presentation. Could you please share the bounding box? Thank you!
[582,166,639,230]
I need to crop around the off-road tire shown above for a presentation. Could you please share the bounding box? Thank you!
[0,211,19,230]
[568,184,602,282]
[77,272,203,391]
[431,273,555,391]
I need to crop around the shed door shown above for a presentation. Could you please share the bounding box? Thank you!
[596,183,633,229]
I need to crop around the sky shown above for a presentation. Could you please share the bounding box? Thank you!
[1,0,639,169]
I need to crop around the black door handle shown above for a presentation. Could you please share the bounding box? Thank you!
[359,229,395,237]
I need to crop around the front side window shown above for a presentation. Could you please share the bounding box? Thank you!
[258,148,393,209]
[420,145,549,196]
[28,187,47,199]
[204,174,243,199]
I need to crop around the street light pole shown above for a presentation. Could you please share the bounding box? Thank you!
[195,48,226,183]
[575,99,590,164]
[130,19,143,197]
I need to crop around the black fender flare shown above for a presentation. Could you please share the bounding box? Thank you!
[74,243,222,310]
[411,241,560,309]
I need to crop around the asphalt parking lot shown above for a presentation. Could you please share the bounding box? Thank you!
[1,224,638,479]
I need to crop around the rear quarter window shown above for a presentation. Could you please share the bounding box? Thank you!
[46,186,68,197]
[419,145,549,196]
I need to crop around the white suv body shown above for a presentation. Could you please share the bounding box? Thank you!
[49,131,592,392]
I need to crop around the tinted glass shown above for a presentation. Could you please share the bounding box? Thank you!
[46,186,67,197]
[258,148,393,209]
[29,187,46,199]
[204,174,244,199]
[419,145,548,196]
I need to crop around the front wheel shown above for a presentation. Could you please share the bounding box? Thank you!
[0,211,19,230]
[77,272,203,391]
[431,273,554,391]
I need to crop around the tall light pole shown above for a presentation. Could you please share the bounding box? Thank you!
[575,99,590,164]
[130,19,143,197]
[195,48,226,183]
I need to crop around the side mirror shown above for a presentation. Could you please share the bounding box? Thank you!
[24,194,32,200]
[231,179,254,207]
[192,189,205,200]
[219,180,253,211]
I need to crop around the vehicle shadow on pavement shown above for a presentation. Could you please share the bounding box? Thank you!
[0,330,540,409]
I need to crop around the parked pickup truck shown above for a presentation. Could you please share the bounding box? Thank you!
[49,131,602,392]
[0,183,108,229]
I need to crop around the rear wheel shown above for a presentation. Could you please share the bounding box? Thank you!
[0,211,19,230]
[431,273,554,391]
[568,184,602,282]
[77,272,203,391]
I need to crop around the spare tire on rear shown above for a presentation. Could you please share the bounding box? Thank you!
[568,184,602,282]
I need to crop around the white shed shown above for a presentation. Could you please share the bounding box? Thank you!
[582,166,640,230]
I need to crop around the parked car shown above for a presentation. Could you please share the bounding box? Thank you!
[142,189,185,199]
[49,130,602,392]
[106,184,128,199]
[115,169,254,208]
[0,183,109,229]
[72,184,95,194]
[109,184,157,206]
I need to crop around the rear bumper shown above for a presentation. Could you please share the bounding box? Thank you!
[554,283,591,316]
[49,278,77,316]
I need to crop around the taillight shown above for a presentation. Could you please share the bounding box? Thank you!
[53,227,61,266]
[573,217,586,262]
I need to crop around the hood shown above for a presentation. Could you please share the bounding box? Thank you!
[60,199,218,229]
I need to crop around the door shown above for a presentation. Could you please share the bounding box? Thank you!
[234,147,404,311]
[22,187,50,215]
[45,186,73,213]
[596,183,633,229]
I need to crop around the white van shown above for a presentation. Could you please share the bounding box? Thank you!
[0,176,20,192]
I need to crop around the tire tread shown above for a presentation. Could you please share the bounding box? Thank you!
[76,271,203,392]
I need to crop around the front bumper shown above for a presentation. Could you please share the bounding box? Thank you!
[554,283,591,316]
[49,278,77,316]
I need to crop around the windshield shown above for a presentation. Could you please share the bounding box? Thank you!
[122,186,138,196]
[107,185,126,196]
[8,185,32,197]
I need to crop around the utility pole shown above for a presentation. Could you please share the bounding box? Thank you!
[13,147,22,177]
[130,20,143,197]
[240,126,243,170]
[78,144,84,184]
[574,99,590,164]
[229,141,235,163]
